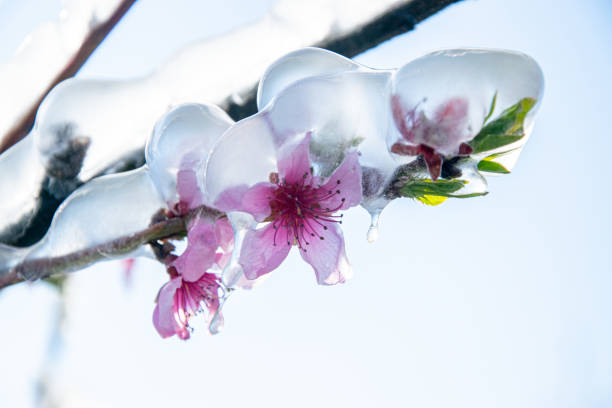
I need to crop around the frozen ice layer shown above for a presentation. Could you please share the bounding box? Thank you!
[34,78,170,181]
[21,167,165,275]
[146,104,234,208]
[390,48,545,171]
[0,0,123,144]
[0,137,46,242]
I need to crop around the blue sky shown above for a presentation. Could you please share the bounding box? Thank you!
[1,0,611,407]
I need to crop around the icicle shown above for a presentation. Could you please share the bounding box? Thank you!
[366,211,381,243]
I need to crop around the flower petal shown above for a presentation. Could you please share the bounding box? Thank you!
[239,223,291,280]
[299,222,352,285]
[214,217,234,269]
[213,185,249,213]
[241,182,275,222]
[152,277,183,338]
[174,217,217,282]
[214,217,234,253]
[176,166,204,213]
[277,132,312,185]
[317,151,362,211]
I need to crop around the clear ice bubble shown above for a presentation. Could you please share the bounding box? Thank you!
[257,47,362,110]
[390,48,544,168]
[34,77,170,181]
[205,114,277,204]
[145,103,234,207]
[22,167,165,274]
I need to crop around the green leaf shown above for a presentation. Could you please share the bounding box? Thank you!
[483,91,498,124]
[399,178,488,205]
[469,97,536,154]
[477,159,510,174]
[416,195,449,206]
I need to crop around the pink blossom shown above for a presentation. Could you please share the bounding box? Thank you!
[152,270,224,340]
[391,95,473,180]
[152,215,233,339]
[216,133,361,285]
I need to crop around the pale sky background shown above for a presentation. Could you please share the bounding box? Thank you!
[1,0,611,407]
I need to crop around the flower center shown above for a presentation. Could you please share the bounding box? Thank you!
[173,273,222,338]
[268,171,345,251]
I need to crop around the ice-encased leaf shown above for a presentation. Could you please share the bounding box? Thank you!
[146,103,234,208]
[469,97,536,154]
[395,158,487,204]
[257,47,362,110]
[23,167,165,269]
[390,48,544,168]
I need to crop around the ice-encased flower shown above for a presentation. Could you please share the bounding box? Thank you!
[214,133,361,285]
[389,48,545,179]
[152,215,232,339]
[391,96,474,180]
[146,103,234,211]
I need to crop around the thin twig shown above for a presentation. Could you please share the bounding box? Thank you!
[0,206,222,290]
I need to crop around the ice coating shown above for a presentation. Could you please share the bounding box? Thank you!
[0,244,28,275]
[390,48,545,170]
[0,1,414,241]
[0,0,123,143]
[145,103,234,208]
[0,137,45,241]
[23,167,165,266]
[5,0,408,181]
[257,47,362,109]
[34,78,170,181]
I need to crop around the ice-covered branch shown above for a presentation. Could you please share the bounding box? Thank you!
[0,47,544,340]
[0,205,223,290]
[0,0,461,249]
[0,0,137,153]
[224,0,464,119]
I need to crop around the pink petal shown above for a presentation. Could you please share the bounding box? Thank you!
[239,223,291,280]
[277,132,312,185]
[214,217,234,269]
[174,217,217,282]
[214,217,234,253]
[241,182,275,222]
[213,185,249,213]
[299,222,352,285]
[392,95,408,136]
[152,277,183,338]
[317,151,362,211]
[176,167,204,212]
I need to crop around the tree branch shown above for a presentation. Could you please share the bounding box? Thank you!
[0,206,222,290]
[224,0,462,120]
[0,0,463,251]
[0,0,138,154]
